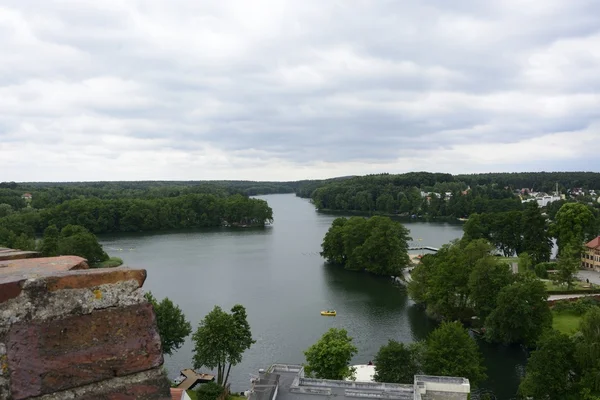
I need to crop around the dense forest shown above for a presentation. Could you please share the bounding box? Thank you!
[293,172,600,218]
[0,181,277,255]
[0,180,296,209]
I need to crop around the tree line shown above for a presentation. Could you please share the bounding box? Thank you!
[0,194,273,238]
[293,171,600,218]
[0,180,295,210]
[307,175,523,217]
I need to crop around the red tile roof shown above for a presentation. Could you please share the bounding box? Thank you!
[586,236,600,249]
[171,388,184,400]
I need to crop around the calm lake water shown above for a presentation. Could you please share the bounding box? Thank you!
[99,194,526,400]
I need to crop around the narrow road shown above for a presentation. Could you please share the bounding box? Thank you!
[548,293,600,301]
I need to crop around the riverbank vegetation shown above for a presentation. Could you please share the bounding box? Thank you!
[295,171,600,219]
[0,194,273,236]
[0,181,275,265]
[320,216,411,276]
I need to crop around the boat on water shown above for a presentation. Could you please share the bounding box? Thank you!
[320,310,336,316]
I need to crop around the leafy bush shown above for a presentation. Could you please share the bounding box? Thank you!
[552,298,600,316]
[196,382,224,400]
[537,262,558,271]
[534,263,549,279]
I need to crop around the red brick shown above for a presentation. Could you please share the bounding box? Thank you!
[94,383,171,400]
[7,303,164,399]
[0,250,40,261]
[45,268,147,291]
[0,255,88,271]
[0,256,88,303]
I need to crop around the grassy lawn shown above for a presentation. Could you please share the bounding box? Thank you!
[187,391,198,400]
[552,311,582,335]
[92,256,123,268]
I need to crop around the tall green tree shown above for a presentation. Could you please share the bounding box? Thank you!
[373,340,420,384]
[488,211,523,256]
[144,292,192,356]
[40,225,60,256]
[521,202,552,264]
[484,276,552,346]
[552,203,597,256]
[192,304,255,386]
[408,239,497,321]
[422,322,486,386]
[518,329,576,400]
[556,245,582,289]
[468,257,513,322]
[303,328,358,380]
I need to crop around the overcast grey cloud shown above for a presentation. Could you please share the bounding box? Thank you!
[1,0,599,181]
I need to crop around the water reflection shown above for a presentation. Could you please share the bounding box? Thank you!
[472,341,527,400]
[406,303,438,341]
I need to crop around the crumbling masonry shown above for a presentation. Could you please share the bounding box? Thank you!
[0,250,171,400]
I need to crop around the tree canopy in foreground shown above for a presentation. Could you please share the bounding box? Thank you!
[373,340,420,384]
[304,328,358,380]
[192,304,255,386]
[422,321,487,386]
[144,292,192,356]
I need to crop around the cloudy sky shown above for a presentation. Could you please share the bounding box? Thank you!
[1,0,599,182]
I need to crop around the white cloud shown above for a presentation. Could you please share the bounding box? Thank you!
[1,0,599,181]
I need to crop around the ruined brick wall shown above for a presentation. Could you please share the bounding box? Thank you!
[0,255,171,400]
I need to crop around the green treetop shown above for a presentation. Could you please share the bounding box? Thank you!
[321,216,411,276]
[303,328,358,380]
[144,292,192,356]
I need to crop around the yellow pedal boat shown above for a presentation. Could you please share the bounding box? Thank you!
[320,310,336,316]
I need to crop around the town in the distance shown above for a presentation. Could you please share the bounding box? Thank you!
[1,171,600,400]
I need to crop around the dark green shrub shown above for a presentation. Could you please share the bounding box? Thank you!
[534,263,548,279]
[197,382,224,400]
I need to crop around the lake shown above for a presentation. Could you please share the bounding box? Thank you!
[99,193,526,400]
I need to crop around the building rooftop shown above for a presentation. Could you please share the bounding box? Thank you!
[347,364,375,382]
[248,364,469,400]
[586,236,600,250]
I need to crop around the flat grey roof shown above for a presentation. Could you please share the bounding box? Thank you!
[261,365,414,400]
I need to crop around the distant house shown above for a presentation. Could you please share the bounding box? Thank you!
[21,193,32,201]
[582,236,600,272]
